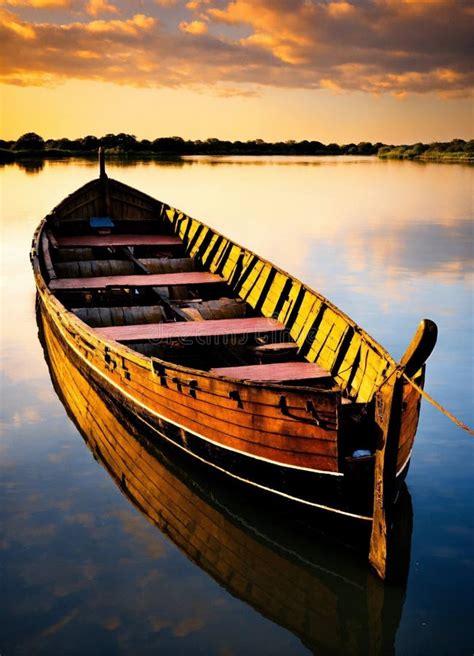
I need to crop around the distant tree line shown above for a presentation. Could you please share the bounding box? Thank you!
[378,139,473,162]
[0,132,472,162]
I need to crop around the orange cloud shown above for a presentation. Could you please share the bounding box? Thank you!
[76,48,100,58]
[85,0,118,17]
[208,0,473,94]
[179,19,208,35]
[0,0,70,6]
[326,2,355,18]
[185,0,212,11]
[1,8,35,38]
[0,0,472,97]
[81,13,156,35]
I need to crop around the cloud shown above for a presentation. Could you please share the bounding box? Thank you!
[0,0,70,7]
[1,8,35,37]
[205,0,473,94]
[179,19,208,35]
[0,0,472,96]
[85,0,119,17]
[0,7,274,89]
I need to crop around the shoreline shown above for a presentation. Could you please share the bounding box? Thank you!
[1,150,472,165]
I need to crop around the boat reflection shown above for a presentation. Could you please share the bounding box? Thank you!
[39,302,412,655]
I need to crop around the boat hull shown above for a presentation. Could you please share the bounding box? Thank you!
[39,297,377,519]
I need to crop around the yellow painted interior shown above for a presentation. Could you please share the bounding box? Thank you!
[164,207,396,403]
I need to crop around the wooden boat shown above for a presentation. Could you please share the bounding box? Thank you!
[30,150,437,579]
[39,304,412,654]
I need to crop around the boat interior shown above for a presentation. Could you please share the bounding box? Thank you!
[44,215,343,391]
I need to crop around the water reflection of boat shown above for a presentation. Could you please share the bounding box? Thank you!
[39,305,412,655]
[30,151,435,577]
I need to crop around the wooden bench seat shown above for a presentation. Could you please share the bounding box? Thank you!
[210,361,332,383]
[55,234,182,248]
[49,271,223,291]
[94,317,284,342]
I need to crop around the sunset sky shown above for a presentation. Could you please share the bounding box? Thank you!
[0,0,472,142]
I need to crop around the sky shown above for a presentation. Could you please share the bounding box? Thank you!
[0,0,473,143]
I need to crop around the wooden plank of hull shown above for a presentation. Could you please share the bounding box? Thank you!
[396,372,424,473]
[114,367,338,448]
[49,271,223,291]
[90,353,340,470]
[56,234,182,248]
[114,380,339,469]
[95,316,285,343]
[41,233,56,280]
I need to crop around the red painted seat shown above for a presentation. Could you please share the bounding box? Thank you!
[50,271,223,291]
[210,361,332,383]
[94,317,284,342]
[56,234,182,248]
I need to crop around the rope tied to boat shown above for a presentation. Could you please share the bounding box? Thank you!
[402,373,474,436]
[375,364,474,436]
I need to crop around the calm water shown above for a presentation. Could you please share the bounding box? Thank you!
[1,156,473,655]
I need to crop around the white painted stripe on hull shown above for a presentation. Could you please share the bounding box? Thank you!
[396,448,413,478]
[133,405,373,522]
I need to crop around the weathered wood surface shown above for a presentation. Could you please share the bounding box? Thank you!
[51,177,162,224]
[179,298,245,321]
[397,372,423,472]
[56,234,182,248]
[95,316,284,342]
[50,271,223,291]
[55,260,136,278]
[399,319,437,378]
[369,320,437,580]
[253,342,298,352]
[211,361,332,383]
[139,257,196,274]
[369,372,402,580]
[72,305,167,328]
[41,232,56,280]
